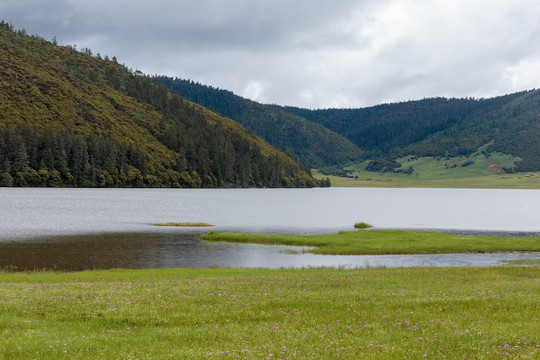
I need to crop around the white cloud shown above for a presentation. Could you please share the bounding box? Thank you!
[241,81,267,103]
[504,58,540,91]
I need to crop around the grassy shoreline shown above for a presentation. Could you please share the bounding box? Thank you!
[200,229,540,255]
[1,267,539,359]
[313,153,540,188]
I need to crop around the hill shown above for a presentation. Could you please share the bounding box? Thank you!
[278,91,540,172]
[0,22,321,188]
[156,77,364,168]
[157,76,540,174]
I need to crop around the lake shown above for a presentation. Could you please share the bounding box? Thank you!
[1,187,539,270]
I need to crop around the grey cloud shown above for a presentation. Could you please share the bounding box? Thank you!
[1,0,540,108]
[2,0,372,50]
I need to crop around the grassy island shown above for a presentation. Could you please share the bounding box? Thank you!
[154,222,214,227]
[0,267,539,359]
[200,229,540,255]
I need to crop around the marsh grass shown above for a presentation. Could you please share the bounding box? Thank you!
[354,222,373,229]
[201,229,540,255]
[0,267,538,359]
[153,222,214,227]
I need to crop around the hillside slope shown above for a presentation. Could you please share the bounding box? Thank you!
[0,22,320,188]
[278,91,540,172]
[157,77,363,168]
[158,76,540,173]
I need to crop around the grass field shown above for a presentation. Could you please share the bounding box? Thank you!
[314,151,540,188]
[201,229,540,255]
[0,267,539,359]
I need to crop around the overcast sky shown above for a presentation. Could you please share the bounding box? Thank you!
[2,0,540,108]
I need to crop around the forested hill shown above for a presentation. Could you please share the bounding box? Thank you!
[0,22,321,188]
[156,77,364,168]
[277,91,540,172]
[157,76,540,172]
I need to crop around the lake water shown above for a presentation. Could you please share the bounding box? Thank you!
[1,187,539,270]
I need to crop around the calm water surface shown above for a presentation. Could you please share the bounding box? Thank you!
[1,188,539,270]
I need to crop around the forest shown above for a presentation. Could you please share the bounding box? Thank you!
[164,73,540,173]
[0,21,324,188]
[278,91,540,172]
[156,77,364,168]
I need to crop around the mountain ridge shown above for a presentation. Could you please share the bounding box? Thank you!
[163,75,540,172]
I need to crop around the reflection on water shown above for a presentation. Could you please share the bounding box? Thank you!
[1,231,538,271]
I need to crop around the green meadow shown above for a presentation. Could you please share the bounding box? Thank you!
[314,151,540,188]
[0,267,539,359]
[201,229,540,255]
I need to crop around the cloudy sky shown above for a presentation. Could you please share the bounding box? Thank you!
[2,0,540,108]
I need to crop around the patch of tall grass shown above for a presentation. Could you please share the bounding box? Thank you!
[354,222,373,229]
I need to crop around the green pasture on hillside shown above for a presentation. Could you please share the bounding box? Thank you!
[314,151,540,188]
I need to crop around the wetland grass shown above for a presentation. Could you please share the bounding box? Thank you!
[0,267,538,359]
[201,229,540,255]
